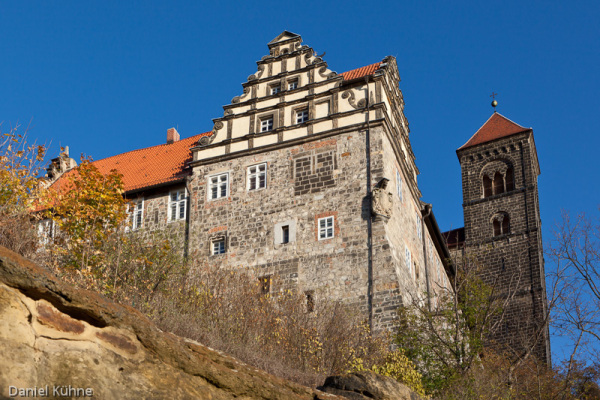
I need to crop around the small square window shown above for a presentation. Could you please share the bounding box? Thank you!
[270,85,281,95]
[318,216,334,240]
[288,79,298,90]
[296,109,309,124]
[212,238,226,255]
[169,189,187,221]
[282,225,290,244]
[260,117,274,132]
[209,173,229,200]
[247,163,267,191]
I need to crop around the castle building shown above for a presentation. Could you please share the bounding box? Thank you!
[445,112,551,364]
[44,31,549,358]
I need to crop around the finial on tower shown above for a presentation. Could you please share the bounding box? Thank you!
[490,92,498,111]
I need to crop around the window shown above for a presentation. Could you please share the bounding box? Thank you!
[247,163,267,190]
[212,238,226,255]
[275,220,296,245]
[483,175,492,197]
[208,173,229,200]
[318,216,334,240]
[296,109,309,124]
[416,212,422,240]
[405,246,412,273]
[131,199,144,230]
[492,214,510,236]
[396,170,403,202]
[505,168,515,191]
[270,85,281,95]
[258,275,271,295]
[288,79,298,90]
[305,290,315,313]
[260,116,274,132]
[282,225,290,244]
[493,172,504,195]
[169,189,186,221]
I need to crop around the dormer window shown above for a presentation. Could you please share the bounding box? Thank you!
[270,85,281,95]
[288,79,298,90]
[296,109,309,124]
[260,116,274,132]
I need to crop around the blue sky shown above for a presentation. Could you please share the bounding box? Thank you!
[2,1,598,363]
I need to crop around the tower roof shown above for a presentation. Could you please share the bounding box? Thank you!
[459,112,531,150]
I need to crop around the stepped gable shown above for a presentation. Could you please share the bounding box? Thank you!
[459,112,531,150]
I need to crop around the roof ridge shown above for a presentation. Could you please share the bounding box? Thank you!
[91,131,211,164]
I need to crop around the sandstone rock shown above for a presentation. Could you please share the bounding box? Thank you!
[0,246,341,399]
[319,371,423,400]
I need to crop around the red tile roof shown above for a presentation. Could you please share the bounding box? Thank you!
[341,62,382,80]
[51,131,212,193]
[459,113,530,150]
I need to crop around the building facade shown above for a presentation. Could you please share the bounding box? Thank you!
[45,31,549,359]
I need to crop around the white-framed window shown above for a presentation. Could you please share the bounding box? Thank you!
[208,173,229,200]
[296,109,309,124]
[318,216,334,240]
[396,170,403,202]
[247,163,267,191]
[270,85,281,95]
[38,218,56,245]
[212,238,226,255]
[416,212,422,240]
[288,79,298,90]
[130,199,144,230]
[260,116,274,132]
[169,189,187,221]
[405,245,412,274]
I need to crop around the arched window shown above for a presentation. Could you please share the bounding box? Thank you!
[493,219,501,236]
[483,175,492,197]
[492,213,510,236]
[505,167,514,191]
[493,172,504,195]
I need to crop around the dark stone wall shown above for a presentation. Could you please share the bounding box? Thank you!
[457,131,550,364]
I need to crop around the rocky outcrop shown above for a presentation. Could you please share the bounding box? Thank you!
[319,371,423,400]
[0,246,341,399]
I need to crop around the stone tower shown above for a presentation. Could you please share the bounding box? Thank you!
[455,112,550,364]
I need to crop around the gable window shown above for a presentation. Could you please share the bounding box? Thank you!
[260,116,274,132]
[130,199,144,230]
[405,246,412,274]
[296,109,309,124]
[247,163,267,191]
[318,216,334,240]
[288,79,298,90]
[270,85,281,95]
[212,238,226,255]
[396,170,403,202]
[169,189,187,221]
[209,173,229,200]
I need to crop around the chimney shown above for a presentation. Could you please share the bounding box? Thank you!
[167,128,180,144]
